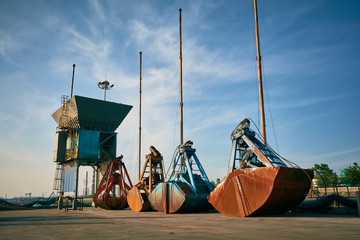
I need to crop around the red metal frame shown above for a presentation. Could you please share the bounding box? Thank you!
[93,156,133,210]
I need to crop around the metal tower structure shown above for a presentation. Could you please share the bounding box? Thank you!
[52,95,132,209]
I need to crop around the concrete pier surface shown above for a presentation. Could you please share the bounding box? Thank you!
[0,208,359,239]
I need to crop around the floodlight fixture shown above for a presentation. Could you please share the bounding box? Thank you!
[98,80,114,101]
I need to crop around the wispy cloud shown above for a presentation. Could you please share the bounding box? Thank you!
[89,0,106,21]
[276,95,345,110]
[302,148,360,162]
[0,31,27,62]
[294,147,360,173]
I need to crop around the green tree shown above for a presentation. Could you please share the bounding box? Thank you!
[313,163,338,187]
[340,162,360,186]
[211,178,223,187]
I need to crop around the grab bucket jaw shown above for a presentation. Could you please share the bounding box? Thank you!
[149,141,214,213]
[208,119,313,217]
[127,146,165,212]
[93,156,133,210]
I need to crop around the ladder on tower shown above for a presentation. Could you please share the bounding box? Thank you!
[53,164,64,193]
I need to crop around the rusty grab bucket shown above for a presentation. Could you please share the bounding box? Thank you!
[127,186,153,212]
[127,146,165,212]
[95,196,128,210]
[209,166,313,217]
[93,156,133,210]
[208,118,314,217]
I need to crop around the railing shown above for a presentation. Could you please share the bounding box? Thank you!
[307,185,360,199]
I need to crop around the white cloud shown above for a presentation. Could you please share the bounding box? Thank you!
[293,148,360,173]
[128,20,152,45]
[89,0,106,21]
[0,31,26,60]
[64,27,113,60]
[302,148,360,162]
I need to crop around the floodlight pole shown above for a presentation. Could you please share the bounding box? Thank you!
[97,80,114,101]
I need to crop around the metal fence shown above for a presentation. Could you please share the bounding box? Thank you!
[308,185,360,199]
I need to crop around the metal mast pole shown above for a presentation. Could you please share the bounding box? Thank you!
[254,0,267,145]
[139,51,142,181]
[70,64,76,98]
[74,161,79,210]
[179,8,184,146]
[85,171,88,196]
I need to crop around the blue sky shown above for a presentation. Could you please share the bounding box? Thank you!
[1,0,359,198]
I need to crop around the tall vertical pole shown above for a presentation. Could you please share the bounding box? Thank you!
[85,171,88,196]
[179,8,184,147]
[95,167,99,193]
[70,64,76,98]
[73,160,79,210]
[92,169,95,195]
[179,8,185,169]
[254,0,267,145]
[139,51,142,181]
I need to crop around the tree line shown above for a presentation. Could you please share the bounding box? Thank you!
[313,162,360,187]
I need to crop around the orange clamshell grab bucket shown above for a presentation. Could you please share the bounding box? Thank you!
[127,186,153,212]
[127,146,165,212]
[208,166,314,217]
[208,118,314,217]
